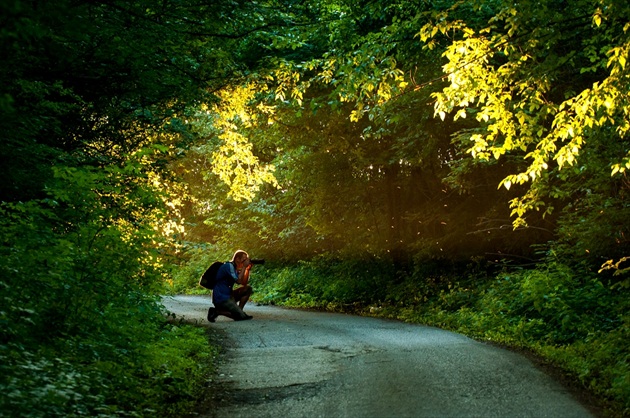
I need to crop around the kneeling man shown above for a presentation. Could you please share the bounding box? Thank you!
[208,250,254,322]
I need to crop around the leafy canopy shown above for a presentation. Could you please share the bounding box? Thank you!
[419,0,630,225]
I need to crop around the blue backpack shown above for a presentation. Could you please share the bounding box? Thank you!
[199,261,224,289]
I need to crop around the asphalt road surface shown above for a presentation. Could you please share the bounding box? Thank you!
[162,295,594,418]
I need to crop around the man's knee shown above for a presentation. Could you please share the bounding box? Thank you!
[234,285,253,299]
[215,299,245,318]
[242,285,253,297]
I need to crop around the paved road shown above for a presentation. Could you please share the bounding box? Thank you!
[162,295,594,418]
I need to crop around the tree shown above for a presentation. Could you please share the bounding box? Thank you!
[419,0,630,223]
[0,0,312,414]
[185,12,550,264]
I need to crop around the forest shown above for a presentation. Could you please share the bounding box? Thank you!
[1,0,628,416]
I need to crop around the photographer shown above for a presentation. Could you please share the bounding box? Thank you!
[208,250,255,322]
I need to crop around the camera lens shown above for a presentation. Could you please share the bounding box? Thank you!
[250,259,265,265]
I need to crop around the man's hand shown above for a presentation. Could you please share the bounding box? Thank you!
[238,258,251,286]
[243,257,253,270]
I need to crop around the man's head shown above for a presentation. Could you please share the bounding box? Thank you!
[231,250,249,267]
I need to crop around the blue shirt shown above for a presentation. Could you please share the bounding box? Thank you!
[212,262,238,304]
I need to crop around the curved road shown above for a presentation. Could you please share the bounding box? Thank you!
[162,295,593,418]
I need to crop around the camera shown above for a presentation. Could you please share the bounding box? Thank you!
[250,258,265,265]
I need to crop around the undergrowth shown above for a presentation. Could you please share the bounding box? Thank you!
[0,308,218,417]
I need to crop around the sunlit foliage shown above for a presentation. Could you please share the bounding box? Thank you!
[419,0,630,227]
[207,84,279,202]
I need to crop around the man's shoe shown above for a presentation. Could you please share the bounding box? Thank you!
[235,314,253,321]
[207,307,218,323]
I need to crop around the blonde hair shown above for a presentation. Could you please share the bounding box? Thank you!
[230,250,249,263]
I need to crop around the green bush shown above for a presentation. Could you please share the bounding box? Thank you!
[0,316,216,417]
[135,324,218,416]
[0,184,218,416]
[253,256,394,309]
